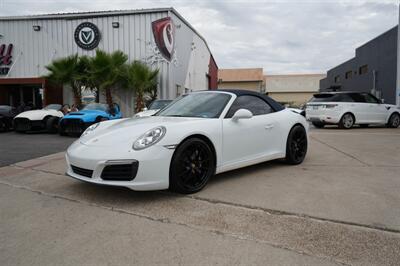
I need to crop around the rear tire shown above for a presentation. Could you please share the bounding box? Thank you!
[387,113,400,128]
[339,113,354,129]
[312,122,325,128]
[285,125,308,165]
[169,138,215,194]
[46,116,59,133]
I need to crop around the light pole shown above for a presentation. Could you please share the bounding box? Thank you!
[396,3,400,105]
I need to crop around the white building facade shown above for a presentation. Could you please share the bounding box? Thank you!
[0,8,218,115]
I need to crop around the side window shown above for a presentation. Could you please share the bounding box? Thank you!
[363,93,379,104]
[339,94,354,102]
[349,93,366,103]
[225,95,273,118]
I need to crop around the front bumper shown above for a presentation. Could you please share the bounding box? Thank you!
[59,119,93,135]
[14,118,45,131]
[65,141,174,191]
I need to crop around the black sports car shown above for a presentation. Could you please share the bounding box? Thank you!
[0,105,18,132]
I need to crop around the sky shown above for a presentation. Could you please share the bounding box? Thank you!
[0,0,398,74]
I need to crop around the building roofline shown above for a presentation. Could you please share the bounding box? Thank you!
[264,73,325,77]
[219,79,264,82]
[219,67,263,71]
[0,8,173,21]
[0,7,217,66]
[326,25,397,73]
[356,25,398,51]
[166,8,215,67]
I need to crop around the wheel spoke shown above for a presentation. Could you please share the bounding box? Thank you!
[173,142,214,191]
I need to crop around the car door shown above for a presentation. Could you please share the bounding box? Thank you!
[362,93,387,123]
[222,95,282,167]
[348,93,370,123]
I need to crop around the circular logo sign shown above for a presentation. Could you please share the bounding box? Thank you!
[74,22,101,50]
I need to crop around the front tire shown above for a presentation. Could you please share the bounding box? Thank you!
[46,116,59,133]
[387,113,400,128]
[169,138,215,194]
[339,113,354,129]
[285,125,308,165]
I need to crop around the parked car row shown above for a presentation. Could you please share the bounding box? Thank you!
[305,91,400,129]
[0,99,173,136]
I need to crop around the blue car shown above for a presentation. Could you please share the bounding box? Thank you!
[59,103,122,136]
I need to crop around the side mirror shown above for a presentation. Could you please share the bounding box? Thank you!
[232,109,253,121]
[380,99,385,104]
[142,107,148,111]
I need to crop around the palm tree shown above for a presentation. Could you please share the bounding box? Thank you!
[88,50,128,108]
[44,54,90,107]
[126,60,159,112]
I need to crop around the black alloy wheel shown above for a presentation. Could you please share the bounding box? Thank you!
[170,138,215,194]
[285,125,308,165]
[387,113,400,128]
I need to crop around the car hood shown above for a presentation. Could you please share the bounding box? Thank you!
[15,109,62,120]
[80,116,210,147]
[64,110,108,120]
[134,109,159,117]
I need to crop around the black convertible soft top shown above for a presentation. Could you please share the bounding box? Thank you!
[217,89,284,112]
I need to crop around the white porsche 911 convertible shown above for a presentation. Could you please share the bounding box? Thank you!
[66,90,308,194]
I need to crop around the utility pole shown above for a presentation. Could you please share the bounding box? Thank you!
[397,3,400,105]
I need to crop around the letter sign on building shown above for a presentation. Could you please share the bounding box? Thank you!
[74,22,101,50]
[0,43,13,75]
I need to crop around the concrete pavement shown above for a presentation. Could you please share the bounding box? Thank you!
[1,127,400,265]
[0,132,75,167]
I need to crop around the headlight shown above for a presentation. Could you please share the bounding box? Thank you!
[81,123,100,137]
[133,126,166,150]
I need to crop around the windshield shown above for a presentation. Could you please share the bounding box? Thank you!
[148,100,172,110]
[83,103,108,111]
[156,92,231,118]
[44,104,62,110]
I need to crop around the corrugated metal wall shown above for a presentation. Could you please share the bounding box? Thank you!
[0,11,166,115]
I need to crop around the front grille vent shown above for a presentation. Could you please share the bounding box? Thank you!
[101,162,138,181]
[62,119,83,134]
[71,165,93,178]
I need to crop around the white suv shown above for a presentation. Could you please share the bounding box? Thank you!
[306,92,400,129]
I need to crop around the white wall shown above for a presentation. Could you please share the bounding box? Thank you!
[265,74,325,93]
[0,9,214,115]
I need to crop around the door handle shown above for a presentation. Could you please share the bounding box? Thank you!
[265,124,274,130]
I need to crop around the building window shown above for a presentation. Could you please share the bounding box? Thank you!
[345,71,352,79]
[334,75,340,83]
[359,65,368,75]
[176,84,182,97]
